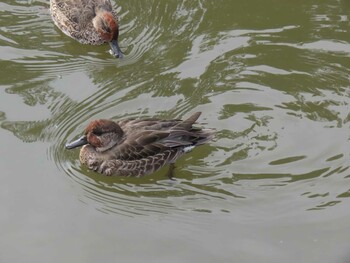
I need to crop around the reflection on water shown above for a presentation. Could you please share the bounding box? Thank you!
[1,0,350,220]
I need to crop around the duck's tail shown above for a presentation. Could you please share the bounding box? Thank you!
[193,128,215,146]
[174,112,202,130]
[186,112,215,146]
[168,112,215,147]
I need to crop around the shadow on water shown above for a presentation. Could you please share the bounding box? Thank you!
[0,0,350,218]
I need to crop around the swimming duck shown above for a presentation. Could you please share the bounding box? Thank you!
[50,0,122,58]
[66,112,214,177]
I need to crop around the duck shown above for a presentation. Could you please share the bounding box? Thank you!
[50,0,122,58]
[65,112,214,178]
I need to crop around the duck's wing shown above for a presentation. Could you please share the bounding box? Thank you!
[113,112,209,160]
[112,130,174,160]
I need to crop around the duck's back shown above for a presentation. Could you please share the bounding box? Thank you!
[117,118,183,135]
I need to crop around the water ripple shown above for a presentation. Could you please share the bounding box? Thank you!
[1,0,350,218]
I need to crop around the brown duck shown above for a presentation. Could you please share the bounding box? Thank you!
[65,112,214,178]
[50,0,122,58]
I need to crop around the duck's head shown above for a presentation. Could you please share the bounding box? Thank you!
[66,120,124,152]
[92,9,123,58]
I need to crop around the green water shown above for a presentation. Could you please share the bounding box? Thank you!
[1,0,350,262]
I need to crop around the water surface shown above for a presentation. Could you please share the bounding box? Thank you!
[1,0,350,262]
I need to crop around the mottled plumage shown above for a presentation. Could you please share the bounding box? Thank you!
[66,112,214,177]
[50,0,122,57]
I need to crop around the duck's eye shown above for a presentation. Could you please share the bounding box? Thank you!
[93,130,103,136]
[102,22,111,33]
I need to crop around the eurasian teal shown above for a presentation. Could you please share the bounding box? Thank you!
[66,112,214,177]
[50,0,122,58]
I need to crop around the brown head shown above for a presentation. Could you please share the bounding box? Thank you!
[92,9,123,58]
[66,119,124,152]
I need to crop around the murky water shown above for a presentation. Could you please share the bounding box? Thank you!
[1,0,350,262]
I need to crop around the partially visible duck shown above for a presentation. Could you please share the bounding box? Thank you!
[50,0,122,58]
[66,112,214,178]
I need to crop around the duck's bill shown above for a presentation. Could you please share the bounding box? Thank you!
[109,39,123,58]
[65,136,88,149]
